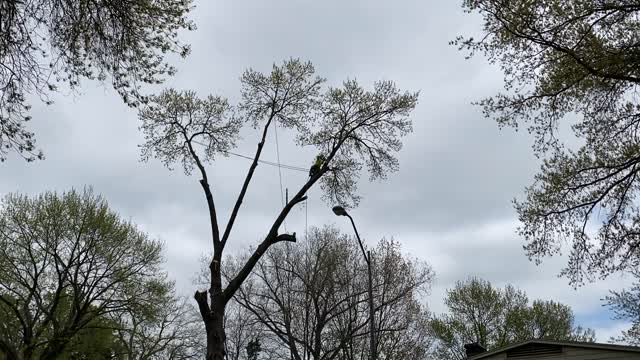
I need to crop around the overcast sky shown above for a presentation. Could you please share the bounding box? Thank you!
[1,0,635,343]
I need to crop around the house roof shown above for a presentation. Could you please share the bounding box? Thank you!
[469,339,640,359]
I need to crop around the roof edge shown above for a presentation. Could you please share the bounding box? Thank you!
[469,339,640,359]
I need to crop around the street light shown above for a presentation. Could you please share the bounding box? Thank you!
[332,206,376,360]
[331,206,348,216]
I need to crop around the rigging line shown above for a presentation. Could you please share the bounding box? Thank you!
[190,139,308,172]
[227,151,307,171]
[273,119,286,232]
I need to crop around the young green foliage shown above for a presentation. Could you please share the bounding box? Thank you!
[140,89,241,174]
[0,189,166,359]
[429,278,595,360]
[302,79,416,207]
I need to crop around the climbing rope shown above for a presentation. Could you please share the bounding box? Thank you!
[273,119,287,232]
[305,197,308,241]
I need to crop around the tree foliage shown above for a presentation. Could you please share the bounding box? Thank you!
[606,271,640,346]
[456,0,640,284]
[0,0,194,162]
[429,278,595,360]
[0,189,168,359]
[138,58,418,359]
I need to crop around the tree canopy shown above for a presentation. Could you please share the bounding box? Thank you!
[456,0,640,284]
[429,277,595,360]
[0,189,186,359]
[0,0,194,162]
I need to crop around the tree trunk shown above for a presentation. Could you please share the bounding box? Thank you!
[366,250,376,360]
[205,295,227,360]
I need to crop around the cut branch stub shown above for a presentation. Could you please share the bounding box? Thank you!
[276,233,297,243]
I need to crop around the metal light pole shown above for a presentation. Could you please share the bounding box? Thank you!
[332,206,376,360]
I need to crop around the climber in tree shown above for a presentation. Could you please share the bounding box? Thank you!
[309,154,326,178]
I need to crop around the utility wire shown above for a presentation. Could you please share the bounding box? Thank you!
[227,151,308,172]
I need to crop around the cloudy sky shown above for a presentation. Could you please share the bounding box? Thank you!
[1,0,635,343]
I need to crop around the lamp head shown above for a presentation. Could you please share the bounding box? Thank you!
[332,206,348,217]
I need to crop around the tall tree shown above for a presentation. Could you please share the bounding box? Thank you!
[138,58,419,359]
[228,226,434,360]
[456,1,640,284]
[429,278,595,360]
[0,0,194,162]
[0,189,168,359]
[606,270,640,346]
